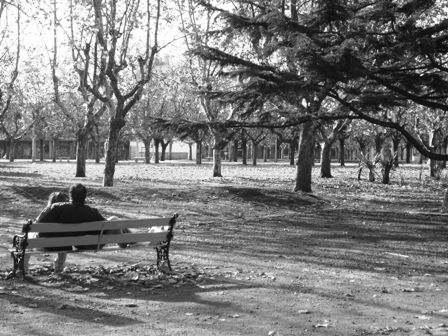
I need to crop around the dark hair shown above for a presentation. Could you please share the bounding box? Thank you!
[70,184,87,204]
[47,192,69,206]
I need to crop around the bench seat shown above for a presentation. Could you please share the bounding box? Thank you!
[8,214,178,278]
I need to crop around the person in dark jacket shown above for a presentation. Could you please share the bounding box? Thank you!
[38,183,107,272]
[23,191,70,273]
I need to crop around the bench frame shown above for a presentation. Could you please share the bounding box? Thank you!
[8,214,178,278]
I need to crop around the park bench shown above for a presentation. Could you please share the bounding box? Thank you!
[57,157,71,162]
[8,214,178,279]
[134,156,146,162]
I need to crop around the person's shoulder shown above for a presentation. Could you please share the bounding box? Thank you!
[84,204,105,220]
[50,202,71,210]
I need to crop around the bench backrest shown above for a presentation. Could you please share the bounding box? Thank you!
[22,216,177,250]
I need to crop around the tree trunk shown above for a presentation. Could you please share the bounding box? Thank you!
[213,148,222,177]
[382,164,392,184]
[31,135,36,162]
[320,141,333,178]
[8,139,16,162]
[293,122,315,192]
[233,139,238,162]
[196,141,202,164]
[188,143,193,160]
[392,138,400,167]
[103,117,125,187]
[51,139,57,162]
[168,142,173,160]
[75,131,89,178]
[154,139,160,164]
[94,139,101,163]
[441,189,448,213]
[160,141,169,161]
[339,138,345,166]
[241,137,247,165]
[39,139,45,161]
[252,140,258,166]
[406,141,412,163]
[368,168,375,182]
[430,157,441,179]
[289,141,296,166]
[144,137,152,164]
[212,133,224,177]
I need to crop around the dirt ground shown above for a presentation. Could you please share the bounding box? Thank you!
[0,160,448,336]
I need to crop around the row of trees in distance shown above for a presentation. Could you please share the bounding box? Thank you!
[0,0,447,192]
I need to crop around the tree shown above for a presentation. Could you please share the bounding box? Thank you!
[51,0,107,177]
[74,0,164,186]
[245,127,266,166]
[0,96,33,162]
[318,119,348,178]
[0,1,21,140]
[191,0,448,192]
[177,0,239,177]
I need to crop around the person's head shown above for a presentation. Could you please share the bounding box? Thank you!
[69,183,87,205]
[47,192,69,206]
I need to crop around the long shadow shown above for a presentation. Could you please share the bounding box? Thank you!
[10,185,65,204]
[172,207,448,276]
[281,282,448,320]
[0,264,258,325]
[1,289,142,326]
[223,186,318,208]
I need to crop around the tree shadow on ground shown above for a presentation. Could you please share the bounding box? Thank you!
[1,289,141,326]
[173,207,448,277]
[0,263,258,326]
[222,186,320,208]
[9,186,64,203]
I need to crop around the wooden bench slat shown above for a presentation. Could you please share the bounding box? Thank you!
[26,232,170,249]
[27,218,172,233]
[95,232,169,245]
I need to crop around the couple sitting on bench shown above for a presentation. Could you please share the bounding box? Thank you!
[25,183,130,273]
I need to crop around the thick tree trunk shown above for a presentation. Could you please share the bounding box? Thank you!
[154,139,160,164]
[196,141,202,164]
[213,148,222,177]
[293,122,315,192]
[160,141,169,161]
[339,138,345,166]
[233,139,238,162]
[188,143,193,160]
[289,141,296,166]
[406,141,412,163]
[252,140,258,166]
[103,117,125,187]
[8,139,16,162]
[320,141,333,178]
[144,137,152,164]
[212,133,224,177]
[75,131,89,178]
[382,164,392,184]
[430,157,441,179]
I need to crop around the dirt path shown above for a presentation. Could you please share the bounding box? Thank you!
[1,161,448,335]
